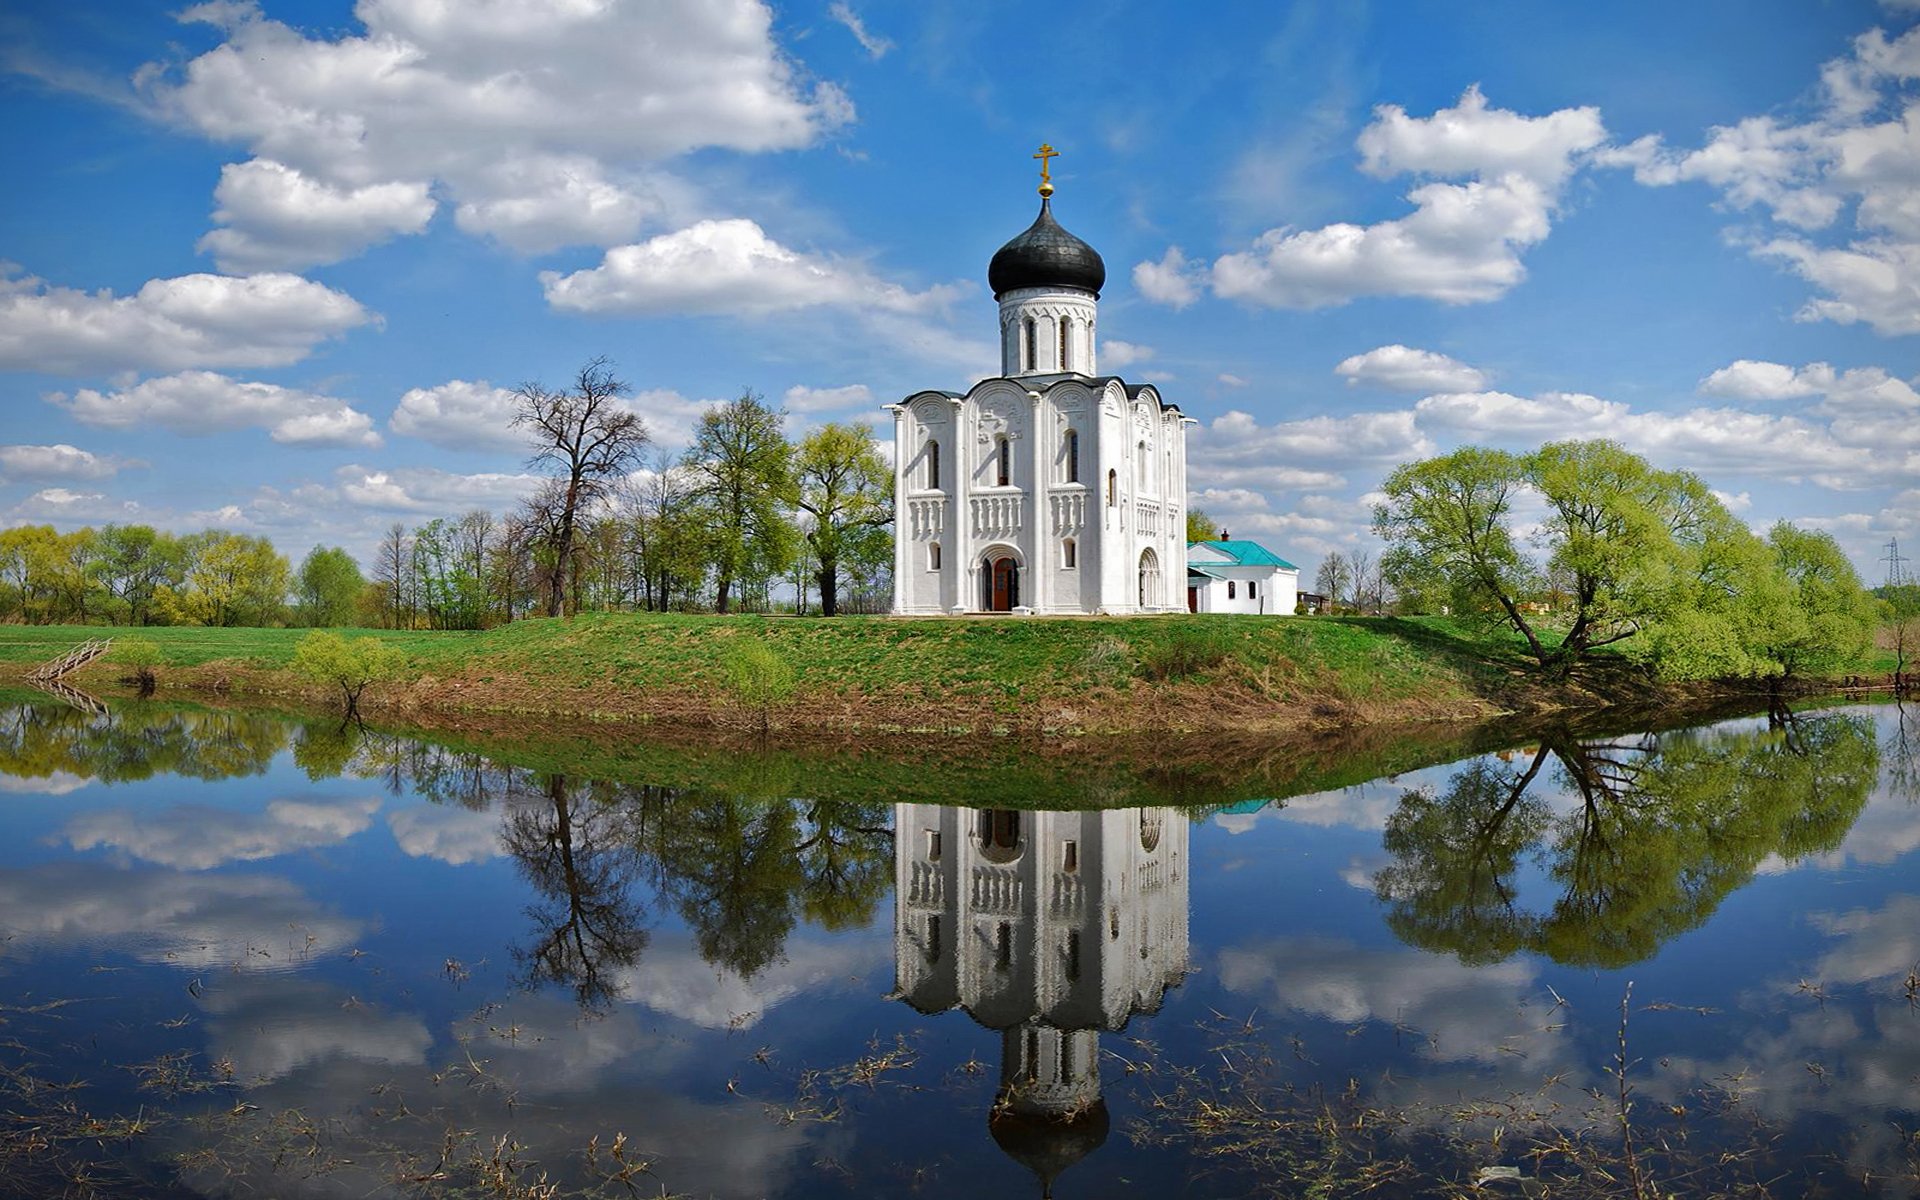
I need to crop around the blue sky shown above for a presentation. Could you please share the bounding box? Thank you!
[2,0,1916,584]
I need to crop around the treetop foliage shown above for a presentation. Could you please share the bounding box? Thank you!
[1374,439,1879,679]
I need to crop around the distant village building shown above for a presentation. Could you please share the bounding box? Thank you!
[888,146,1192,614]
[1185,534,1300,614]
[891,803,1190,1194]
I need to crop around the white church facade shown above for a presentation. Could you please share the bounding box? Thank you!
[891,803,1190,1192]
[889,151,1192,615]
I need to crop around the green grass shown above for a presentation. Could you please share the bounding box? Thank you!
[0,611,1581,727]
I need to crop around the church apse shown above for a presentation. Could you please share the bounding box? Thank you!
[892,803,1190,1195]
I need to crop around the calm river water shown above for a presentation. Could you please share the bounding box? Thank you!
[0,695,1915,1198]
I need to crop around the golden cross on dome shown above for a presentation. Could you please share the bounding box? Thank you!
[1033,143,1058,197]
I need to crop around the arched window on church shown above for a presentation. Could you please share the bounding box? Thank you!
[1058,317,1071,371]
[929,543,941,571]
[1138,439,1149,488]
[1062,538,1076,568]
[995,434,1010,487]
[1024,318,1037,371]
[1107,468,1117,507]
[925,439,940,490]
[1064,428,1079,483]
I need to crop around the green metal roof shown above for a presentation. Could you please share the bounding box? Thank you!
[1187,539,1297,570]
[1186,564,1230,580]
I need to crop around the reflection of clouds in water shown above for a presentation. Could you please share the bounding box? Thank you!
[1809,894,1920,987]
[1652,891,1920,1186]
[1215,935,1549,1065]
[0,770,92,796]
[387,801,502,865]
[1657,1002,1920,1185]
[619,932,887,1030]
[165,1000,812,1199]
[462,992,695,1087]
[1209,768,1474,836]
[200,976,431,1084]
[1340,853,1389,891]
[64,795,381,869]
[0,862,361,970]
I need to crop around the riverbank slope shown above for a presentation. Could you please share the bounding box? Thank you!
[0,612,1770,736]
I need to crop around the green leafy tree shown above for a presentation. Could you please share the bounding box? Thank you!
[91,525,181,626]
[166,530,290,626]
[723,639,796,734]
[795,423,891,617]
[1185,508,1217,544]
[1376,441,1780,676]
[685,391,795,613]
[1879,583,1920,678]
[1761,523,1878,677]
[295,546,366,626]
[291,631,406,716]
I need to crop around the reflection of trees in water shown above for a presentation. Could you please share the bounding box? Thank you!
[0,702,287,784]
[327,739,896,1009]
[504,775,651,1010]
[1885,701,1919,805]
[1376,711,1880,968]
[509,784,892,1007]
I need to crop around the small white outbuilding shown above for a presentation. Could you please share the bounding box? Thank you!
[1185,536,1300,614]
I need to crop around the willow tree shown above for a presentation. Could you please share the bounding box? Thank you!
[514,357,649,617]
[1376,440,1777,675]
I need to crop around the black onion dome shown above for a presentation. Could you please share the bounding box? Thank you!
[988,199,1106,298]
[988,1099,1110,1197]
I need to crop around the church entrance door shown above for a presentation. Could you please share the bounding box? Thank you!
[988,557,1019,611]
[1138,548,1161,610]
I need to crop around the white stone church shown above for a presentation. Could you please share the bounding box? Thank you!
[888,160,1192,614]
[891,803,1189,1192]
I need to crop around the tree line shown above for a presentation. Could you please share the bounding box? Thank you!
[0,359,893,629]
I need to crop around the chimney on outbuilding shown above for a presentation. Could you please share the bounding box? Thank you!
[1219,529,1229,541]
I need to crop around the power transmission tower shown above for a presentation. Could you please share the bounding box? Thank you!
[1883,537,1911,588]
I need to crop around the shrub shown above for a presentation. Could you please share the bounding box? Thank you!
[292,631,405,716]
[722,640,796,733]
[112,638,163,696]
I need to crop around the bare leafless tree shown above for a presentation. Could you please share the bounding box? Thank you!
[513,357,650,617]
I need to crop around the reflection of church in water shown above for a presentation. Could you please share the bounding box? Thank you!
[892,805,1190,1195]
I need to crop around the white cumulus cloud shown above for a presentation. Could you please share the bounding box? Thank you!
[142,0,853,264]
[389,379,528,452]
[543,219,960,318]
[198,158,436,272]
[1335,344,1489,392]
[1132,246,1203,308]
[1204,87,1608,309]
[52,371,382,448]
[0,443,126,483]
[1618,26,1920,336]
[0,268,372,375]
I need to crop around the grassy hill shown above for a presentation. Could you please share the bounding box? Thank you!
[0,611,1683,736]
